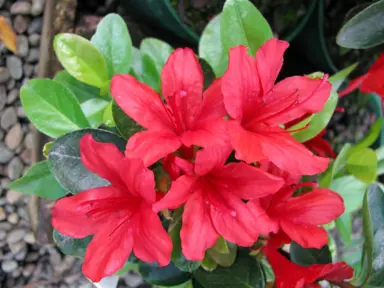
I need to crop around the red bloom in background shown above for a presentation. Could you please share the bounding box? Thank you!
[153,145,284,260]
[222,38,332,175]
[263,247,353,288]
[339,52,384,98]
[304,130,336,159]
[249,183,344,249]
[111,48,228,166]
[51,135,172,282]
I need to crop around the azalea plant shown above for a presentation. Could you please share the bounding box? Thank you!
[8,0,384,287]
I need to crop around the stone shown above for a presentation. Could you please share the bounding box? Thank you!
[1,260,18,273]
[0,67,10,84]
[0,85,6,110]
[0,143,14,163]
[7,79,15,90]
[7,157,24,179]
[0,222,12,231]
[7,89,19,104]
[24,132,34,149]
[20,148,32,164]
[23,63,34,77]
[28,34,40,46]
[24,232,36,244]
[0,0,5,9]
[9,241,25,254]
[1,107,17,130]
[7,212,19,224]
[0,230,6,241]
[0,130,3,141]
[6,56,23,80]
[34,64,39,75]
[6,228,26,244]
[17,35,29,57]
[10,1,32,15]
[26,48,39,63]
[13,15,29,34]
[28,17,43,34]
[0,206,5,220]
[5,124,23,150]
[22,264,35,277]
[6,190,23,204]
[31,0,45,16]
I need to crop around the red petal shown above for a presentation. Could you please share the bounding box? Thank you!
[247,200,279,235]
[161,48,204,128]
[181,189,219,260]
[194,145,232,175]
[196,79,227,122]
[259,160,301,185]
[256,38,289,94]
[222,45,262,121]
[152,175,196,212]
[80,134,125,188]
[305,135,337,159]
[52,186,123,238]
[133,203,172,266]
[310,262,353,282]
[82,219,134,282]
[119,158,156,203]
[361,70,384,97]
[339,74,367,97]
[111,74,172,130]
[212,162,284,199]
[125,130,181,166]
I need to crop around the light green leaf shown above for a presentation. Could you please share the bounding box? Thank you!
[91,13,132,78]
[206,241,237,268]
[328,63,358,92]
[335,213,352,246]
[81,98,110,128]
[20,79,90,138]
[140,38,173,75]
[102,101,115,127]
[141,54,160,92]
[346,148,378,183]
[350,118,383,154]
[54,33,109,88]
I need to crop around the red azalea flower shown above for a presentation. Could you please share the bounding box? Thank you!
[304,130,337,159]
[111,48,228,166]
[51,135,172,282]
[221,38,332,175]
[263,247,353,288]
[339,52,384,98]
[248,183,344,249]
[152,145,284,260]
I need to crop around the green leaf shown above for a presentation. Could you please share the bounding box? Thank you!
[9,161,68,199]
[115,261,139,276]
[290,242,331,267]
[81,98,110,128]
[53,229,92,258]
[335,213,352,246]
[139,262,191,287]
[54,33,109,88]
[112,101,143,139]
[142,53,161,92]
[199,14,228,77]
[102,101,115,127]
[350,118,384,154]
[328,63,358,92]
[201,255,218,272]
[333,143,353,177]
[346,148,378,184]
[91,13,132,78]
[140,38,173,75]
[130,47,144,80]
[199,58,216,90]
[337,0,384,49]
[48,129,125,194]
[221,0,272,55]
[194,249,266,288]
[20,79,90,138]
[211,237,229,254]
[158,280,194,288]
[206,241,237,268]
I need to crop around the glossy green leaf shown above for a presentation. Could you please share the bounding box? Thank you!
[194,249,266,288]
[142,53,160,92]
[290,242,331,267]
[201,255,218,272]
[207,241,237,267]
[91,14,132,78]
[102,101,115,127]
[54,33,109,88]
[81,98,109,128]
[221,0,272,55]
[199,58,216,90]
[112,101,143,139]
[130,47,144,80]
[328,63,358,92]
[335,213,352,246]
[199,14,228,77]
[139,262,191,287]
[48,129,125,194]
[350,118,383,154]
[376,146,384,162]
[54,71,101,103]
[337,0,384,49]
[211,237,229,254]
[140,38,173,75]
[9,161,68,199]
[20,79,90,138]
[346,148,378,184]
[53,229,92,258]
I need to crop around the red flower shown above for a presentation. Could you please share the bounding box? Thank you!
[249,183,344,249]
[51,135,172,282]
[221,38,332,175]
[153,145,284,260]
[304,130,336,159]
[339,52,384,98]
[263,247,353,288]
[111,48,228,166]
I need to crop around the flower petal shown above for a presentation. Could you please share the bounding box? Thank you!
[133,203,172,266]
[152,175,196,212]
[125,130,181,166]
[197,79,227,122]
[256,38,289,94]
[247,200,279,235]
[181,189,219,260]
[339,74,368,97]
[111,74,172,130]
[222,45,262,121]
[310,262,354,282]
[194,145,232,176]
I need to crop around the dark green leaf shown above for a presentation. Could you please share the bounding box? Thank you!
[81,98,110,128]
[47,129,125,194]
[290,242,331,267]
[221,0,272,55]
[20,79,90,138]
[194,249,266,288]
[53,229,92,258]
[91,13,132,78]
[139,262,191,287]
[112,101,143,139]
[140,38,173,75]
[142,54,160,92]
[337,0,384,49]
[9,161,68,199]
[206,241,237,268]
[198,58,215,90]
[346,148,378,184]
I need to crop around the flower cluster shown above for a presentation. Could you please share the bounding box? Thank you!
[51,38,352,284]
